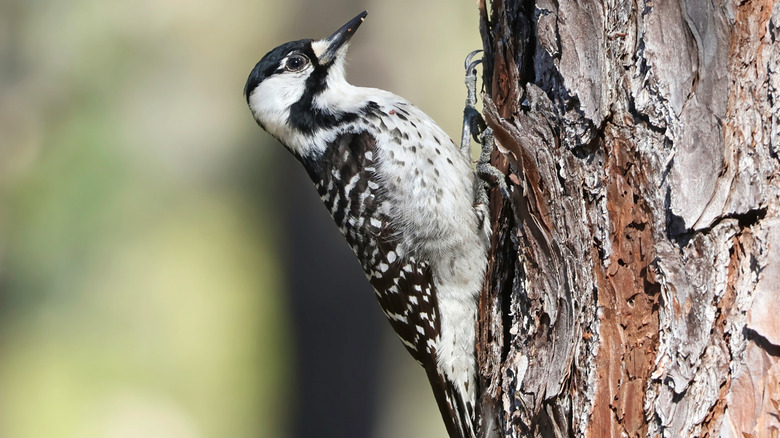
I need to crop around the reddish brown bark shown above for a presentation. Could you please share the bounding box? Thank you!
[475,1,780,436]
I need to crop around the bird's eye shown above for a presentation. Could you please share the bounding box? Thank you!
[285,55,309,72]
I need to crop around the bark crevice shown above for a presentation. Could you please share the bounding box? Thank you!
[476,0,780,436]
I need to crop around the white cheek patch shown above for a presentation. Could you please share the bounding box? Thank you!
[248,72,308,136]
[247,66,332,157]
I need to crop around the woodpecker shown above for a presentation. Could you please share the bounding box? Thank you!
[244,11,490,438]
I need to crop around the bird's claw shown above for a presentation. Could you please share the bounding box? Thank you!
[464,49,483,72]
[476,127,510,199]
[460,50,510,200]
[461,50,484,152]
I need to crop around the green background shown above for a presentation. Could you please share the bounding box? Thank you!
[0,1,479,436]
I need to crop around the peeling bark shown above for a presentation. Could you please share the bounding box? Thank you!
[475,1,780,436]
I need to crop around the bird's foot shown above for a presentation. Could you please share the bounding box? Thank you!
[460,50,509,201]
[461,50,486,153]
[476,127,510,200]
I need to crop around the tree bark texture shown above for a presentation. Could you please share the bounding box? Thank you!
[475,1,780,437]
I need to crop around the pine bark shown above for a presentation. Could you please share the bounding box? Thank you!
[475,1,780,436]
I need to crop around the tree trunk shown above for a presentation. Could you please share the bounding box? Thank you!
[475,1,780,437]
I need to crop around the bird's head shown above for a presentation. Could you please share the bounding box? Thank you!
[244,11,367,156]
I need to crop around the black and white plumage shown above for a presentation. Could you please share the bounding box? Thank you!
[244,11,489,438]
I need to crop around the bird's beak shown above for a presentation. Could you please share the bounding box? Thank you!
[319,11,367,65]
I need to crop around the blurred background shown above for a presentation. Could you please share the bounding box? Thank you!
[0,0,481,437]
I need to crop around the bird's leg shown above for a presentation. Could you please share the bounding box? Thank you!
[461,50,486,153]
[476,127,510,199]
[461,50,509,202]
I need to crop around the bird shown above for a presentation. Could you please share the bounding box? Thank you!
[244,11,490,438]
